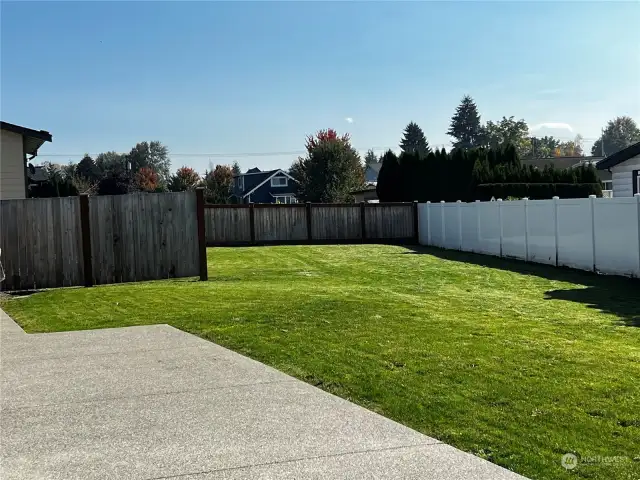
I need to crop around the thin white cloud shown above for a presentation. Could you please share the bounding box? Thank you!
[530,122,573,133]
[345,117,354,124]
[537,88,562,95]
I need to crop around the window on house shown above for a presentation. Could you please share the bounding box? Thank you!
[602,180,612,190]
[271,176,288,187]
[274,195,296,204]
[237,176,244,191]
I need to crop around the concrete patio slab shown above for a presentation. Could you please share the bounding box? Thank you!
[178,444,523,480]
[0,311,527,480]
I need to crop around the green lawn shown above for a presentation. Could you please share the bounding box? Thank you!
[3,245,640,480]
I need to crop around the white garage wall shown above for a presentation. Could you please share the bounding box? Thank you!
[418,196,640,278]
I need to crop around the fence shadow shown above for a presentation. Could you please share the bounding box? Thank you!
[403,245,640,327]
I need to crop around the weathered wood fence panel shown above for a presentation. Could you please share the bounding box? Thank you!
[0,197,83,290]
[205,206,251,244]
[365,204,414,239]
[311,205,362,240]
[90,192,199,285]
[1,191,202,291]
[201,202,416,245]
[254,205,307,242]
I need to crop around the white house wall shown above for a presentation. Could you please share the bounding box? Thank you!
[0,129,26,200]
[611,153,640,197]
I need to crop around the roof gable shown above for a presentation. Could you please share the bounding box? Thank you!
[240,170,276,194]
[242,169,297,198]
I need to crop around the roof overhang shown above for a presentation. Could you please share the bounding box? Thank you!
[596,142,640,170]
[1,121,53,157]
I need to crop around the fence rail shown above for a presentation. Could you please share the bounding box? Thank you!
[204,202,418,246]
[418,195,640,278]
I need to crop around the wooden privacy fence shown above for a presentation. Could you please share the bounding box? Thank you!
[204,202,419,245]
[0,190,207,291]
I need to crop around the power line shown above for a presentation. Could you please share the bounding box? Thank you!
[34,146,411,159]
[34,138,598,160]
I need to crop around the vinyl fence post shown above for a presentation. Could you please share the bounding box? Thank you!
[456,200,462,250]
[306,202,313,242]
[412,201,419,244]
[426,201,432,245]
[195,188,208,281]
[249,203,256,244]
[589,195,597,273]
[553,196,560,267]
[475,200,481,253]
[79,194,93,287]
[360,202,367,242]
[497,198,503,258]
[635,194,640,276]
[440,201,446,248]
[523,198,530,262]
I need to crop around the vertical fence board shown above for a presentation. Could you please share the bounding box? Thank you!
[204,206,251,244]
[364,204,413,240]
[311,205,361,240]
[254,206,307,242]
[1,198,84,290]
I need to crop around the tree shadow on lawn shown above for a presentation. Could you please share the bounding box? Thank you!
[403,245,640,328]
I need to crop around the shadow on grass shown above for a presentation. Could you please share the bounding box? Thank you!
[404,245,640,327]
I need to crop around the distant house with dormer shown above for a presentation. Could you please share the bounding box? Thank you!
[230,168,299,204]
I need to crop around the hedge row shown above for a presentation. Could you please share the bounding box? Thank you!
[476,183,603,201]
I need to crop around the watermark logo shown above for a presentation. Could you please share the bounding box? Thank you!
[561,453,633,470]
[561,453,578,470]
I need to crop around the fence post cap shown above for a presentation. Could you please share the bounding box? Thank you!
[634,193,640,197]
[523,197,529,200]
[497,198,503,202]
[589,194,597,199]
[456,200,462,203]
[552,196,560,200]
[426,201,431,204]
[440,200,445,203]
[475,200,480,202]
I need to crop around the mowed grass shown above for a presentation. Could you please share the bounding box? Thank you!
[3,245,640,480]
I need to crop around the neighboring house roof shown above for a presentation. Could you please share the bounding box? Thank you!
[596,142,640,170]
[350,186,377,195]
[366,162,382,174]
[521,156,604,170]
[27,165,49,183]
[241,169,297,198]
[1,121,52,157]
[246,167,262,174]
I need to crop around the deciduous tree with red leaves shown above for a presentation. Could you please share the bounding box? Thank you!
[135,167,159,192]
[290,129,364,203]
[202,164,233,204]
[168,166,201,192]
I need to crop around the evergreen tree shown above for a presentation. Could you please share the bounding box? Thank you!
[75,154,100,182]
[376,150,402,201]
[364,149,378,165]
[399,122,431,157]
[447,95,482,149]
[231,161,242,176]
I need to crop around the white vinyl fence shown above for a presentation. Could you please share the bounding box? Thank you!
[418,195,640,278]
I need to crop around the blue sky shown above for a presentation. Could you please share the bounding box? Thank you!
[2,1,639,173]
